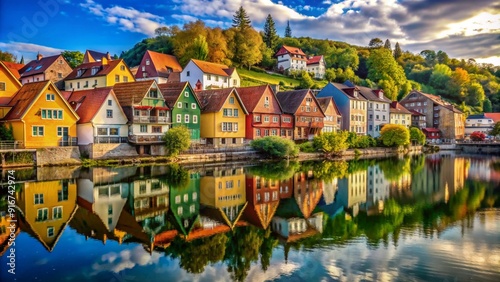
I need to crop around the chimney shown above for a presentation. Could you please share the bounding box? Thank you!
[195,80,203,91]
[37,53,43,61]
[106,52,111,60]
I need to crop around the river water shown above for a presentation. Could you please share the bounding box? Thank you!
[0,153,499,282]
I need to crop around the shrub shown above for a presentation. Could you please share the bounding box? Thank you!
[470,131,486,141]
[163,126,191,157]
[380,124,410,147]
[299,141,316,153]
[409,127,426,145]
[313,131,349,155]
[250,136,299,159]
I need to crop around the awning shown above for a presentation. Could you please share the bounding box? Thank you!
[155,106,170,111]
[134,105,153,110]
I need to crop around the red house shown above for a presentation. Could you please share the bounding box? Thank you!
[243,174,280,229]
[423,127,441,143]
[236,85,293,140]
[276,89,325,140]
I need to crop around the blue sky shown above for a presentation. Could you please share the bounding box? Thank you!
[0,0,499,65]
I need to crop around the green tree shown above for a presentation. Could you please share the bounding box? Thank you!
[232,6,252,30]
[367,48,407,100]
[325,68,336,82]
[384,39,391,50]
[429,64,452,96]
[250,136,299,159]
[331,47,359,71]
[284,20,292,37]
[299,71,314,89]
[163,126,191,157]
[368,38,383,48]
[186,34,209,61]
[409,127,426,145]
[313,131,350,156]
[393,42,402,60]
[61,50,84,68]
[420,50,437,67]
[380,124,410,147]
[225,27,264,68]
[437,50,449,65]
[466,82,486,108]
[263,14,279,50]
[449,67,470,101]
[206,27,229,64]
[490,122,500,137]
[483,99,493,113]
[0,123,14,141]
[0,50,16,62]
[19,56,24,64]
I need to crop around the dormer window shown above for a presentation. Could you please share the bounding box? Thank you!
[35,65,43,70]
[91,67,99,75]
[149,89,158,98]
[77,69,83,77]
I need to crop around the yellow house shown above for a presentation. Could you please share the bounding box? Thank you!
[0,61,24,118]
[16,179,78,252]
[195,88,248,147]
[64,58,135,91]
[389,101,412,128]
[1,80,79,148]
[200,167,247,229]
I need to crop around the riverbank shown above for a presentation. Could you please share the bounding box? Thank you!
[0,145,423,168]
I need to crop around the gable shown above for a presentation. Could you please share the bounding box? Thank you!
[0,61,23,98]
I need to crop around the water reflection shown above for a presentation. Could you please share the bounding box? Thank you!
[1,154,499,281]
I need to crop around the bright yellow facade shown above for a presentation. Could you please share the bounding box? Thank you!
[4,81,79,148]
[0,62,22,99]
[390,112,412,128]
[199,91,246,146]
[16,180,77,251]
[64,59,135,91]
[105,59,135,86]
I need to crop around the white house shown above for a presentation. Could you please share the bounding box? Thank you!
[275,45,308,73]
[306,55,326,79]
[65,87,129,145]
[465,114,495,136]
[180,59,240,90]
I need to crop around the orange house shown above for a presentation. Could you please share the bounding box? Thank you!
[1,81,79,148]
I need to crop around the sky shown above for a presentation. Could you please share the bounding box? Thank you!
[0,0,499,66]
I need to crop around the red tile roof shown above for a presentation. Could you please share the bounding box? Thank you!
[113,80,158,107]
[390,101,412,114]
[66,87,115,123]
[275,45,306,57]
[65,59,125,80]
[158,81,200,109]
[195,88,248,114]
[484,113,500,123]
[19,55,63,77]
[306,55,323,65]
[147,50,182,76]
[236,85,280,113]
[191,59,232,77]
[423,128,440,133]
[1,61,24,79]
[410,90,449,106]
[409,109,425,116]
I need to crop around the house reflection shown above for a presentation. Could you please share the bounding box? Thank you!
[243,171,280,230]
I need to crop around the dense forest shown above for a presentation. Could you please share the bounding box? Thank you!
[3,7,499,114]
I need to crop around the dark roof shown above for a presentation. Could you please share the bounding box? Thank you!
[466,114,486,119]
[158,81,200,108]
[19,55,62,77]
[325,82,367,101]
[67,87,115,123]
[346,81,390,103]
[276,89,310,114]
[195,88,248,114]
[316,97,331,112]
[65,59,124,80]
[113,80,157,107]
[86,50,110,62]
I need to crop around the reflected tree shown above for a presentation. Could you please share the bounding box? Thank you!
[225,225,263,281]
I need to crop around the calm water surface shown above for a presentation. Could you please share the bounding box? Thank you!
[1,153,499,282]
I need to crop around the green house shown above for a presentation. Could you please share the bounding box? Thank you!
[168,172,201,236]
[159,82,201,142]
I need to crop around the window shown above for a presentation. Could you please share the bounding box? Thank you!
[120,65,125,71]
[186,71,190,76]
[47,227,54,237]
[142,66,146,71]
[176,114,181,122]
[53,206,63,219]
[192,192,197,201]
[184,114,190,123]
[57,127,68,137]
[193,115,198,123]
[207,74,211,80]
[77,69,83,77]
[36,208,48,221]
[106,109,113,118]
[229,97,235,104]
[191,103,196,109]
[46,94,55,101]
[175,195,181,204]
[140,125,148,133]
[146,59,150,65]
[34,193,44,204]
[223,108,233,117]
[107,99,112,106]
[115,75,119,82]
[255,115,261,122]
[32,126,44,136]
[234,109,239,117]
[152,126,162,133]
[273,116,278,122]
[256,129,261,136]
[123,76,128,82]
[110,128,119,135]
[264,116,269,122]
[177,102,182,108]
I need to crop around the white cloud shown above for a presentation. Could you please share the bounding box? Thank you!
[91,245,161,276]
[0,41,63,60]
[323,0,332,4]
[80,0,164,36]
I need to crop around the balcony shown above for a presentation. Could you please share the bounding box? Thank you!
[58,137,78,147]
[129,135,164,144]
[94,136,129,144]
[133,116,171,124]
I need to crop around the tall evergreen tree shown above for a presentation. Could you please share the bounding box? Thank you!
[284,21,292,37]
[19,56,24,64]
[393,42,402,60]
[263,14,279,50]
[232,6,251,30]
[384,39,391,50]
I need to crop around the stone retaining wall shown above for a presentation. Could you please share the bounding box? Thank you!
[36,147,81,166]
[80,143,139,159]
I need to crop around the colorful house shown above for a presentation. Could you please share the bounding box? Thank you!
[243,173,280,229]
[0,61,23,100]
[158,82,201,142]
[465,114,495,136]
[317,97,342,133]
[136,50,182,83]
[196,88,248,147]
[389,101,412,128]
[275,45,307,72]
[168,172,200,236]
[1,81,79,148]
[306,55,326,79]
[65,87,128,145]
[276,89,325,140]
[113,80,171,155]
[317,82,368,134]
[16,179,78,252]
[410,109,427,129]
[236,85,292,140]
[19,54,72,88]
[64,58,135,91]
[180,59,240,90]
[82,50,112,63]
[200,167,247,229]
